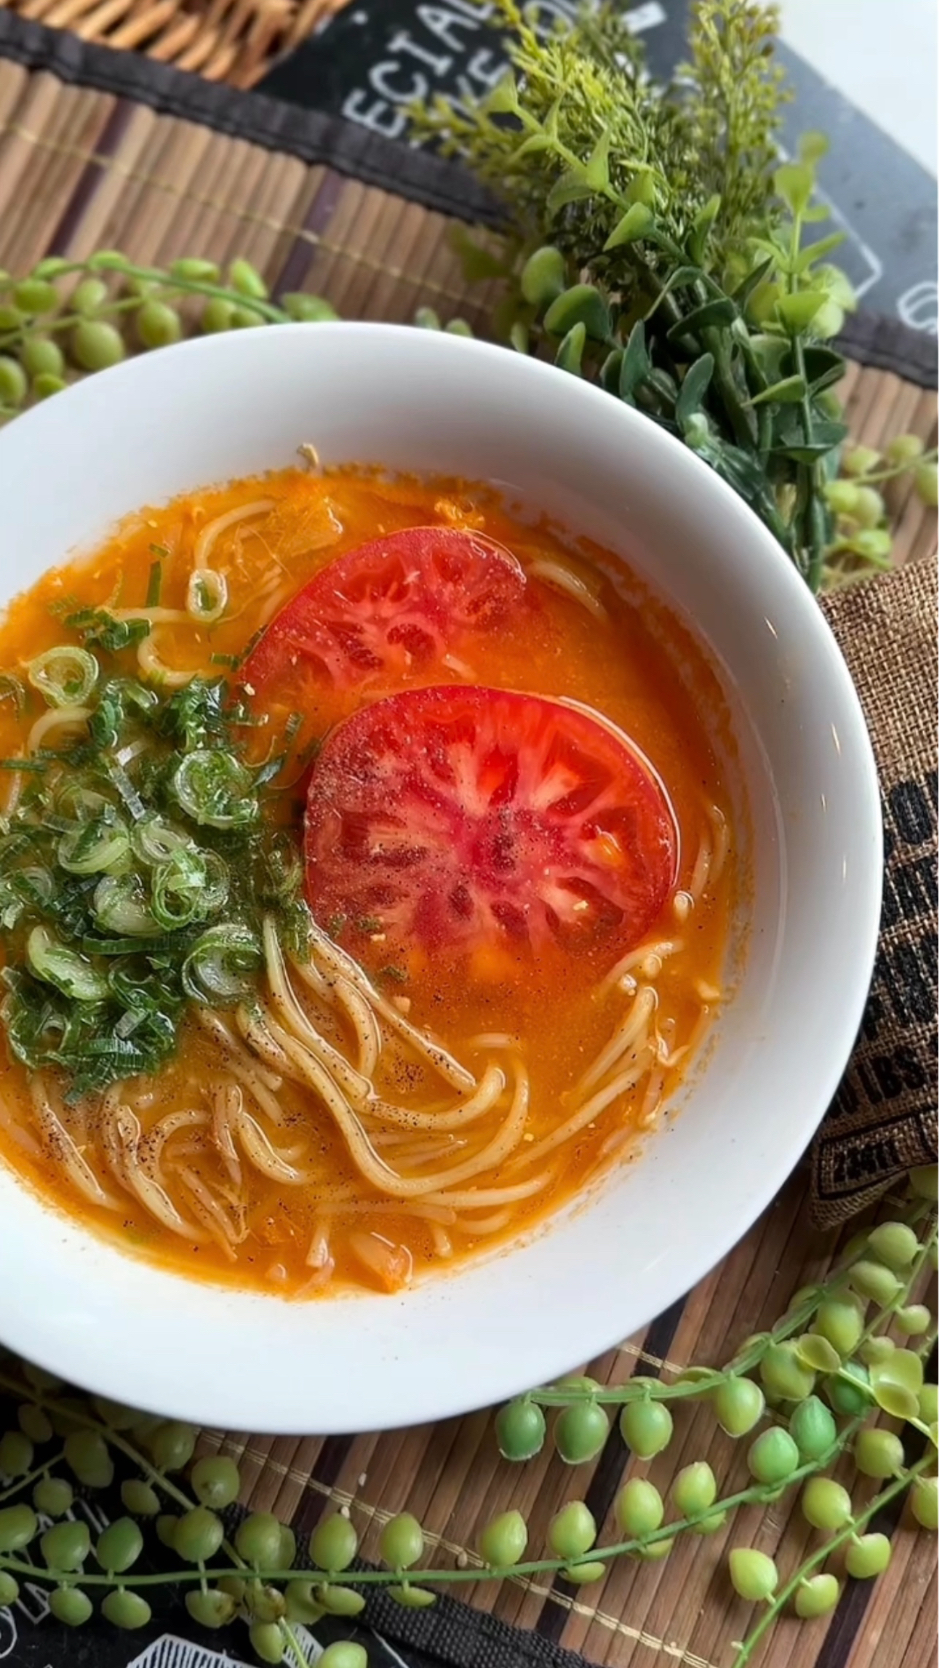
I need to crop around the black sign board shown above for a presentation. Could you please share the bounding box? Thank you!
[259,0,938,334]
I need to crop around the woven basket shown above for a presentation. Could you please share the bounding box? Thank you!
[0,0,343,84]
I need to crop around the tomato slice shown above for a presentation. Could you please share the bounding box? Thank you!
[303,685,678,972]
[243,526,527,698]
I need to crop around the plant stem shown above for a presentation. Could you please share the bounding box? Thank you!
[0,296,143,354]
[857,1225,937,1350]
[732,1453,933,1667]
[282,1618,315,1668]
[851,450,937,485]
[0,1424,864,1594]
[0,1449,66,1505]
[0,1371,251,1576]
[91,259,289,324]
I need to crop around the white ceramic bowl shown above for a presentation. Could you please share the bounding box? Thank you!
[0,324,880,1432]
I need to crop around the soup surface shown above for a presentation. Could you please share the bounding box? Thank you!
[0,464,737,1296]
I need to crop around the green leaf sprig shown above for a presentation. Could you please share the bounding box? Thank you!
[409,0,936,588]
[0,1167,934,1667]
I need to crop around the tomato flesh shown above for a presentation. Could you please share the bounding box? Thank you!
[243,525,527,697]
[304,685,677,972]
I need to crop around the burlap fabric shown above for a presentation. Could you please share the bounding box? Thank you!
[813,555,938,1225]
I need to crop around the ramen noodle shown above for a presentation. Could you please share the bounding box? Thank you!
[0,464,737,1296]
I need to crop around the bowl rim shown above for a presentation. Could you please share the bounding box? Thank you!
[0,322,883,1430]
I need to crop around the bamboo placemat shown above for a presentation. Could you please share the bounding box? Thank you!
[0,19,936,1668]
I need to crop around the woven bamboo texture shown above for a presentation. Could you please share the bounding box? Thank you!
[0,0,344,84]
[0,51,936,1668]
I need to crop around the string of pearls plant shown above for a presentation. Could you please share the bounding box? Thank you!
[0,1167,934,1667]
[0,250,935,592]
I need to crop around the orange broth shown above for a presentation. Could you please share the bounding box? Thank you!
[0,466,737,1296]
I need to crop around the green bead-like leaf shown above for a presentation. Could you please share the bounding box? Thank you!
[281,294,338,323]
[796,1334,843,1374]
[729,1547,778,1601]
[872,1350,924,1394]
[872,1381,919,1421]
[562,1559,607,1584]
[86,249,128,270]
[169,257,221,282]
[544,285,611,342]
[867,1351,924,1421]
[794,1572,840,1618]
[789,1395,837,1461]
[389,1583,438,1608]
[0,1505,38,1553]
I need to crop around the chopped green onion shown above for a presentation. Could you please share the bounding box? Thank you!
[130,815,193,866]
[26,926,108,1002]
[145,553,167,608]
[65,610,150,652]
[105,759,146,822]
[0,653,312,1096]
[28,647,98,709]
[171,749,258,829]
[182,923,261,1004]
[201,851,230,913]
[0,867,53,929]
[157,679,226,752]
[92,875,160,937]
[151,849,211,930]
[81,934,175,957]
[186,568,228,624]
[57,813,130,876]
[0,673,25,714]
[57,783,112,821]
[90,678,158,751]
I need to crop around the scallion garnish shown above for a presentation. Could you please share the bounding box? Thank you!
[145,557,164,609]
[28,646,99,709]
[0,645,312,1097]
[186,567,228,624]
